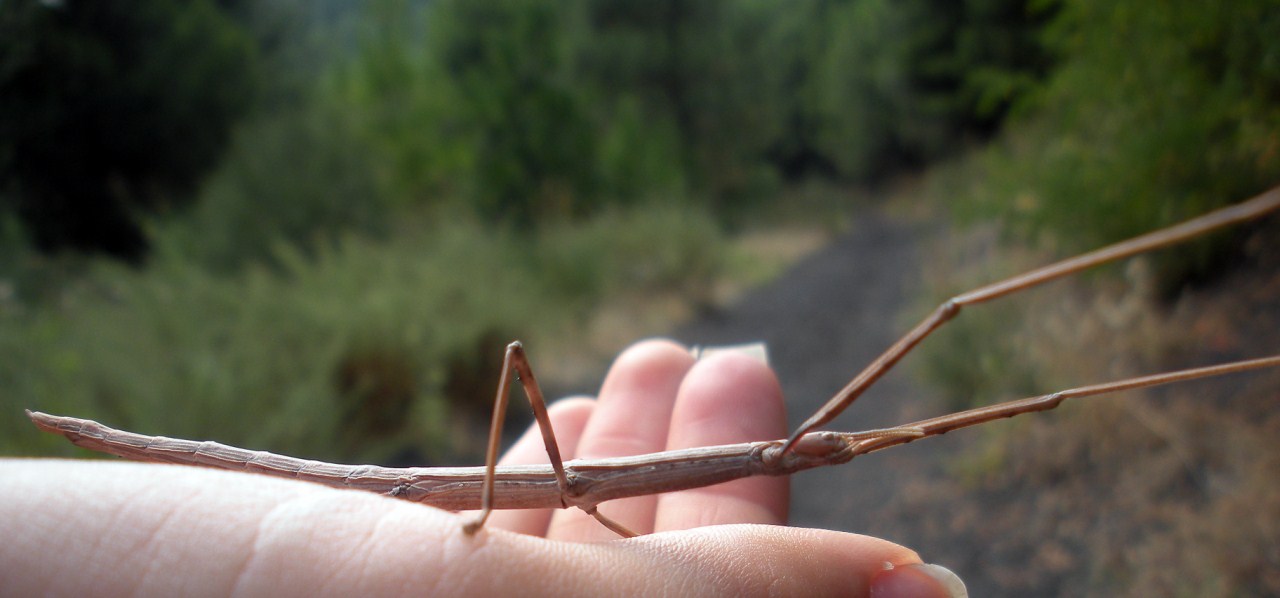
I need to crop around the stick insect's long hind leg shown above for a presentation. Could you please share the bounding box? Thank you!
[783,185,1280,453]
[461,341,640,537]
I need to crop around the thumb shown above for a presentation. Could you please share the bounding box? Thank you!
[407,523,964,597]
[572,525,964,597]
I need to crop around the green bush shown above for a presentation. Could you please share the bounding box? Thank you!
[153,107,390,273]
[4,202,727,464]
[5,222,535,463]
[535,201,725,303]
[952,0,1280,290]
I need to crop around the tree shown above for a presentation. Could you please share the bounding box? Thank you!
[0,0,258,261]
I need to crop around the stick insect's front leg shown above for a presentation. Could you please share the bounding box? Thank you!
[463,342,558,534]
[463,341,637,537]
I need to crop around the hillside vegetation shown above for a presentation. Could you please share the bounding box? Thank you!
[2,0,1277,485]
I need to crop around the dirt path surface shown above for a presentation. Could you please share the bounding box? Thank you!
[672,206,1000,587]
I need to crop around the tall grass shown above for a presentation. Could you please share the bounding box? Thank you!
[2,203,727,465]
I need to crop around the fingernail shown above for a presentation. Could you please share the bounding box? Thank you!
[870,562,967,598]
[691,342,769,365]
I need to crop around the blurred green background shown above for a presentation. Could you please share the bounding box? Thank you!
[2,0,1277,470]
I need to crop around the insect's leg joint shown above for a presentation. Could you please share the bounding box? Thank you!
[940,298,962,320]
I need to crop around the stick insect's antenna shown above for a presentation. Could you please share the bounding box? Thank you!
[782,185,1280,455]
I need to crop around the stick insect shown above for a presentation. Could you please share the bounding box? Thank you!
[28,185,1280,540]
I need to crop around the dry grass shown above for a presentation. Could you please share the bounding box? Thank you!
[909,218,1280,595]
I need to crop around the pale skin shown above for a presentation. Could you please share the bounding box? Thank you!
[1,340,955,597]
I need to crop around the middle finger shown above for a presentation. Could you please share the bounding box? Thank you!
[545,339,694,542]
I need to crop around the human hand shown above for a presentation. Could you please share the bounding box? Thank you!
[2,339,963,596]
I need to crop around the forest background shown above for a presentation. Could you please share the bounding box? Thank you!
[2,0,1277,531]
[5,2,1280,594]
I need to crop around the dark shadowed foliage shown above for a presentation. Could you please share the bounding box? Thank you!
[0,0,258,261]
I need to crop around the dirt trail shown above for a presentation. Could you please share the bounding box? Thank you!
[673,206,992,582]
